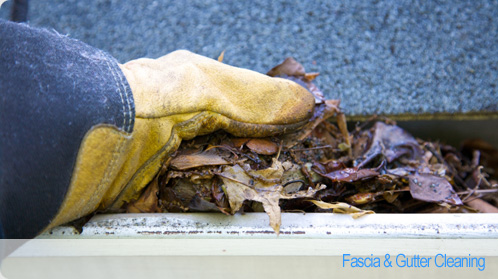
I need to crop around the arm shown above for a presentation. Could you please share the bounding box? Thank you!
[0,19,134,238]
[0,20,314,239]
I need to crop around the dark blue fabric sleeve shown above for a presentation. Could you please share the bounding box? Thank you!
[0,20,135,238]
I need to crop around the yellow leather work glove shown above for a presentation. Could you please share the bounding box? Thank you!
[48,50,315,229]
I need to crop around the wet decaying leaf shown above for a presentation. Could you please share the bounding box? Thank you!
[360,122,423,164]
[317,167,379,183]
[407,173,462,205]
[124,57,498,233]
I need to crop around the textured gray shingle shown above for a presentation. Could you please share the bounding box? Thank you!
[1,0,497,117]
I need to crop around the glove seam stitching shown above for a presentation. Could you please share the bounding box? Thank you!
[102,51,133,133]
[112,56,135,132]
[104,56,127,130]
[95,135,126,205]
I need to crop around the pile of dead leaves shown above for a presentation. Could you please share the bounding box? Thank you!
[125,58,498,233]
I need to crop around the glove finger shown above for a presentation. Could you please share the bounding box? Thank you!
[128,50,315,130]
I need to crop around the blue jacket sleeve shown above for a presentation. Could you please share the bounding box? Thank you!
[0,20,135,238]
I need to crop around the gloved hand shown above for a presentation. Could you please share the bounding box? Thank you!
[48,50,315,229]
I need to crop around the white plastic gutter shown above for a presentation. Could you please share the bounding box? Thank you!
[41,212,498,239]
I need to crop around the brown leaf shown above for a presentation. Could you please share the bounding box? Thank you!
[304,72,319,81]
[267,57,325,104]
[170,152,231,170]
[323,160,346,172]
[383,191,400,203]
[231,138,250,148]
[408,174,463,205]
[309,200,374,218]
[345,192,376,205]
[127,177,162,213]
[217,50,225,62]
[266,57,306,77]
[246,138,278,155]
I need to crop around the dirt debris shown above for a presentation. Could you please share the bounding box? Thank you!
[125,58,498,233]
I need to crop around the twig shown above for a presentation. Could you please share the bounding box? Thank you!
[476,166,494,188]
[290,145,337,152]
[336,112,352,157]
[300,165,315,188]
[456,188,498,196]
[356,150,381,169]
[425,143,467,191]
[471,150,481,168]
[205,144,239,160]
[461,166,483,202]
[214,172,253,187]
[321,120,340,135]
[288,149,302,164]
[276,140,283,161]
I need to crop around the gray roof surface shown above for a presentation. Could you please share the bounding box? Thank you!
[2,0,497,117]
